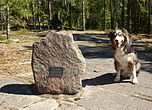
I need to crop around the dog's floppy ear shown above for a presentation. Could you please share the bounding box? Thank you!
[121,28,131,44]
[121,28,128,34]
[108,30,115,38]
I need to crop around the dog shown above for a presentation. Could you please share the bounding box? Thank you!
[108,28,140,84]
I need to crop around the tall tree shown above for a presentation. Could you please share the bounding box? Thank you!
[6,7,10,39]
[120,0,124,27]
[0,10,4,31]
[69,2,72,29]
[48,0,52,21]
[110,0,115,29]
[127,0,132,32]
[148,0,151,33]
[31,1,36,29]
[37,0,41,30]
[82,0,86,30]
[103,0,106,30]
[134,0,140,33]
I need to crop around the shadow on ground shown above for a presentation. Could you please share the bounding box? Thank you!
[141,62,152,73]
[82,73,132,87]
[23,46,33,50]
[79,45,113,59]
[73,33,108,43]
[82,73,114,87]
[0,84,38,95]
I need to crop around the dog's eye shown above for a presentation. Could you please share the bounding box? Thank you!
[119,33,122,36]
[123,33,127,36]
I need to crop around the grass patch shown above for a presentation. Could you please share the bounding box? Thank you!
[132,34,143,40]
[12,29,29,34]
[0,35,13,44]
[0,35,6,41]
[17,36,43,43]
[132,34,152,40]
[0,35,43,44]
[16,37,29,43]
[104,29,111,33]
[3,39,12,44]
[13,36,43,43]
[133,43,152,47]
[15,37,43,43]
[28,37,43,42]
[76,41,110,46]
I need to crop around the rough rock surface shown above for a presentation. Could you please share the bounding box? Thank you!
[32,32,86,94]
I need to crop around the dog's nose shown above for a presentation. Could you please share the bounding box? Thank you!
[115,40,119,43]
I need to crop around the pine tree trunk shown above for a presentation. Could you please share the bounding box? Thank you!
[121,0,124,27]
[76,11,79,28]
[0,10,3,31]
[103,0,106,30]
[32,4,36,30]
[69,2,72,30]
[37,0,41,30]
[110,0,115,29]
[148,0,151,34]
[6,7,10,39]
[88,2,92,29]
[38,16,42,30]
[89,11,92,29]
[48,0,52,21]
[115,0,118,29]
[127,0,132,32]
[47,21,49,30]
[59,0,69,29]
[133,1,140,33]
[82,0,86,31]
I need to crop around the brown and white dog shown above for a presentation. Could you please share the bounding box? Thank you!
[108,28,140,84]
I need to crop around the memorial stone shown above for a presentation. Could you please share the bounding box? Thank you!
[32,32,86,94]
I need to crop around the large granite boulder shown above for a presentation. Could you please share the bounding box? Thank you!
[32,32,86,94]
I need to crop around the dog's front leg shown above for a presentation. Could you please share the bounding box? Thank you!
[114,70,121,82]
[132,64,138,84]
[114,60,121,82]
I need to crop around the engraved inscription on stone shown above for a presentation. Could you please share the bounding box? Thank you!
[49,67,63,77]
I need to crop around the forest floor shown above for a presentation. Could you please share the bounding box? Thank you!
[0,30,152,110]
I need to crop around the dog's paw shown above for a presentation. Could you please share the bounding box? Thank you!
[114,76,120,82]
[132,78,138,84]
